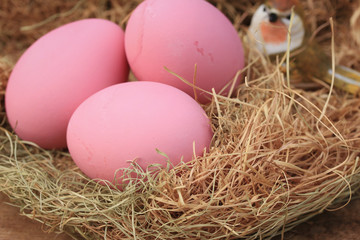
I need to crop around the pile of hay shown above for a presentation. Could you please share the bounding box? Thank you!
[1,0,360,239]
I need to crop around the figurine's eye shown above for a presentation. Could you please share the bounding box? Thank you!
[263,4,269,12]
[286,14,291,20]
[269,13,278,22]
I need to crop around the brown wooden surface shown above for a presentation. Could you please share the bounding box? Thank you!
[1,192,360,240]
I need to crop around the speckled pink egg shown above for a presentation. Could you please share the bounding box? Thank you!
[66,81,213,185]
[5,19,129,149]
[125,0,244,103]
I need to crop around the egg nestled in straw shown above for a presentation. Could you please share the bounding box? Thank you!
[125,0,245,103]
[66,81,213,186]
[5,19,129,149]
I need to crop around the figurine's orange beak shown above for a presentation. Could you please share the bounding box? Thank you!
[260,19,288,44]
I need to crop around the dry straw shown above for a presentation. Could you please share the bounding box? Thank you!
[1,0,360,239]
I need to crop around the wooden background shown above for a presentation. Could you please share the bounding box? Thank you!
[1,192,360,240]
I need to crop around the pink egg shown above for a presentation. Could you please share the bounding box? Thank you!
[125,0,244,103]
[5,19,129,149]
[67,81,213,185]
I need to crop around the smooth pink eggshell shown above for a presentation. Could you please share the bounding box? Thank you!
[66,81,213,184]
[125,0,244,103]
[5,19,129,149]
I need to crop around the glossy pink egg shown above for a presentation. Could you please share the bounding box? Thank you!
[5,19,129,149]
[66,81,213,185]
[125,0,244,103]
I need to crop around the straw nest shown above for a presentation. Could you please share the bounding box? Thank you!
[1,0,360,239]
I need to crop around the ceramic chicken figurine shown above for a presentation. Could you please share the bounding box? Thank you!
[249,0,360,95]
